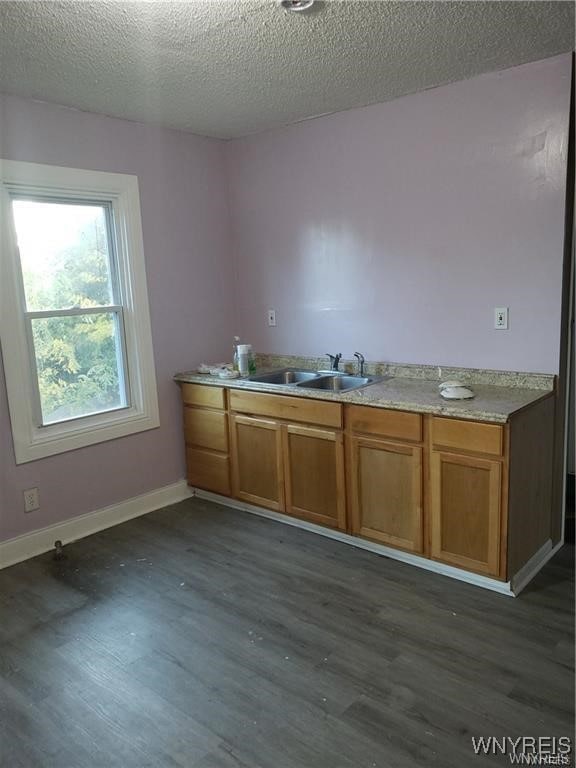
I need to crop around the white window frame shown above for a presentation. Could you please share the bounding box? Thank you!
[0,159,160,464]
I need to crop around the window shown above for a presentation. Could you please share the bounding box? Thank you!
[0,160,159,463]
[12,199,128,425]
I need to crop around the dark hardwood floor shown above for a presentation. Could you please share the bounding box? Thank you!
[0,497,574,767]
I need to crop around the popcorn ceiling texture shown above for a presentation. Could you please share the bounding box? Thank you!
[0,1,573,138]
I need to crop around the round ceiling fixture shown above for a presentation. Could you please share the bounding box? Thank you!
[280,0,315,11]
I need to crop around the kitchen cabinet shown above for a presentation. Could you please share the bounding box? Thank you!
[430,417,505,577]
[347,406,424,553]
[229,414,284,511]
[430,450,502,576]
[179,380,556,590]
[229,389,345,529]
[283,424,345,529]
[181,383,231,495]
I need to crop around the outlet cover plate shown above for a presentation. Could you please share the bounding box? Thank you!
[24,487,40,513]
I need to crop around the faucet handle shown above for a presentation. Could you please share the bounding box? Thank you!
[326,353,342,371]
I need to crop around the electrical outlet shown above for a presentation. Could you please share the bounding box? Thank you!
[23,487,40,513]
[494,307,509,330]
[267,309,277,327]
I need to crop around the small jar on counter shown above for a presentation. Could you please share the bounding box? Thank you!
[237,344,251,377]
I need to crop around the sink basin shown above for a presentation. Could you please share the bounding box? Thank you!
[247,368,386,392]
[248,368,320,385]
[296,375,374,391]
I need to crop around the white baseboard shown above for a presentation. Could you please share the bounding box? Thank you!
[5,481,560,595]
[194,489,516,597]
[0,479,194,570]
[511,539,561,595]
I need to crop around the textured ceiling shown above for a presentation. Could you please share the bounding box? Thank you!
[0,1,573,139]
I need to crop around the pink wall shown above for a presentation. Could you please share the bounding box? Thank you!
[0,54,571,544]
[0,94,234,542]
[226,54,571,374]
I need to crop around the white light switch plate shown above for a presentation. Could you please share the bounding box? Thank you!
[494,307,509,330]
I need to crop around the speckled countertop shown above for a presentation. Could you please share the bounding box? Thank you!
[174,364,554,424]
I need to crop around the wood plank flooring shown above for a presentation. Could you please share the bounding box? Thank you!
[0,497,573,767]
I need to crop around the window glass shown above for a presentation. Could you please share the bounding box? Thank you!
[30,312,126,424]
[12,199,115,311]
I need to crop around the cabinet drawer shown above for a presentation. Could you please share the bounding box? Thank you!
[229,390,342,428]
[432,417,503,457]
[181,383,226,410]
[346,405,422,442]
[186,447,230,495]
[184,407,228,452]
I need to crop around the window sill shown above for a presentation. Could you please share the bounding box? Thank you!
[12,405,160,464]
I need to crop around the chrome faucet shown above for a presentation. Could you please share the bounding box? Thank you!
[353,352,365,376]
[326,353,342,371]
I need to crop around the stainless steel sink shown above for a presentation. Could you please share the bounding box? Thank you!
[248,368,321,385]
[247,367,387,392]
[296,375,374,391]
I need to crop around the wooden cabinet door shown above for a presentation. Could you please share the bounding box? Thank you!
[186,446,230,496]
[230,414,284,512]
[349,436,423,552]
[282,425,346,530]
[430,451,502,577]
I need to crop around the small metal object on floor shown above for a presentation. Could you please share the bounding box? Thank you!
[53,539,66,561]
